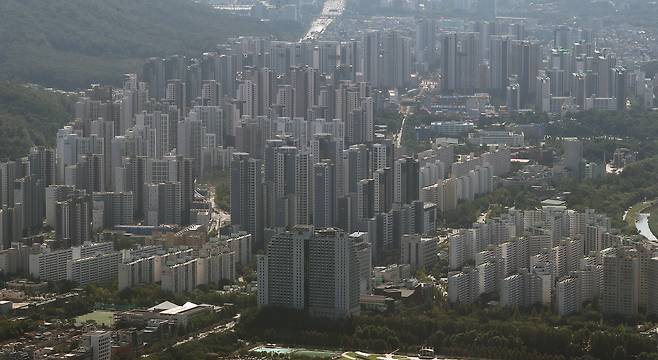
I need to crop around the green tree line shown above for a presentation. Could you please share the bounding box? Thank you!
[0,0,303,89]
[561,156,658,232]
[234,304,658,360]
[0,83,75,160]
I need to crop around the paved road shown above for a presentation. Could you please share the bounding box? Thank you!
[177,320,236,345]
[207,185,230,234]
[303,0,346,41]
[342,351,461,360]
[141,320,236,358]
[207,185,221,234]
[396,114,407,147]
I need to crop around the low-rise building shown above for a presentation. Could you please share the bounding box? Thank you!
[116,301,214,328]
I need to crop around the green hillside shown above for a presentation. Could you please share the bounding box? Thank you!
[0,83,75,160]
[0,0,303,89]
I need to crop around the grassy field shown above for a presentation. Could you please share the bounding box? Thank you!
[75,310,115,327]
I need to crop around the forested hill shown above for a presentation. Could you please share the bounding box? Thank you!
[0,83,75,160]
[0,0,302,89]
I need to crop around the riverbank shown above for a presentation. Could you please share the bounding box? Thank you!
[626,200,658,241]
[645,204,658,239]
[625,200,655,229]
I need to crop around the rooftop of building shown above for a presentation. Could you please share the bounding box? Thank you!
[541,199,566,207]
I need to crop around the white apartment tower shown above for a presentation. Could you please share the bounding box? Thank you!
[602,247,640,317]
[258,227,361,319]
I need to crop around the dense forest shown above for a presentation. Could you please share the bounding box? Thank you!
[562,155,658,232]
[488,110,658,231]
[0,83,75,160]
[548,110,658,145]
[145,304,658,360]
[0,0,303,89]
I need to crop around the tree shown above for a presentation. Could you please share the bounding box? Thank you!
[612,345,626,360]
[0,0,303,89]
[0,83,75,159]
[637,353,658,360]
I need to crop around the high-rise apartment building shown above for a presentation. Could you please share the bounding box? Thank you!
[648,257,658,316]
[313,161,337,228]
[441,33,480,93]
[56,194,93,248]
[145,182,182,226]
[92,192,134,229]
[394,156,419,205]
[230,153,264,248]
[601,247,640,317]
[258,227,361,319]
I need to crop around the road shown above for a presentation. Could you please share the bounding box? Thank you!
[395,78,436,148]
[206,185,230,234]
[396,114,408,147]
[172,320,236,348]
[142,319,237,357]
[179,319,236,345]
[302,0,346,41]
[341,351,460,360]
[396,104,415,147]
[207,185,221,234]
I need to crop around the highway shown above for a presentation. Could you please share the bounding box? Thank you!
[141,322,234,357]
[396,114,408,147]
[302,0,345,41]
[142,316,239,357]
[172,320,236,349]
[206,185,230,234]
[395,78,438,148]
